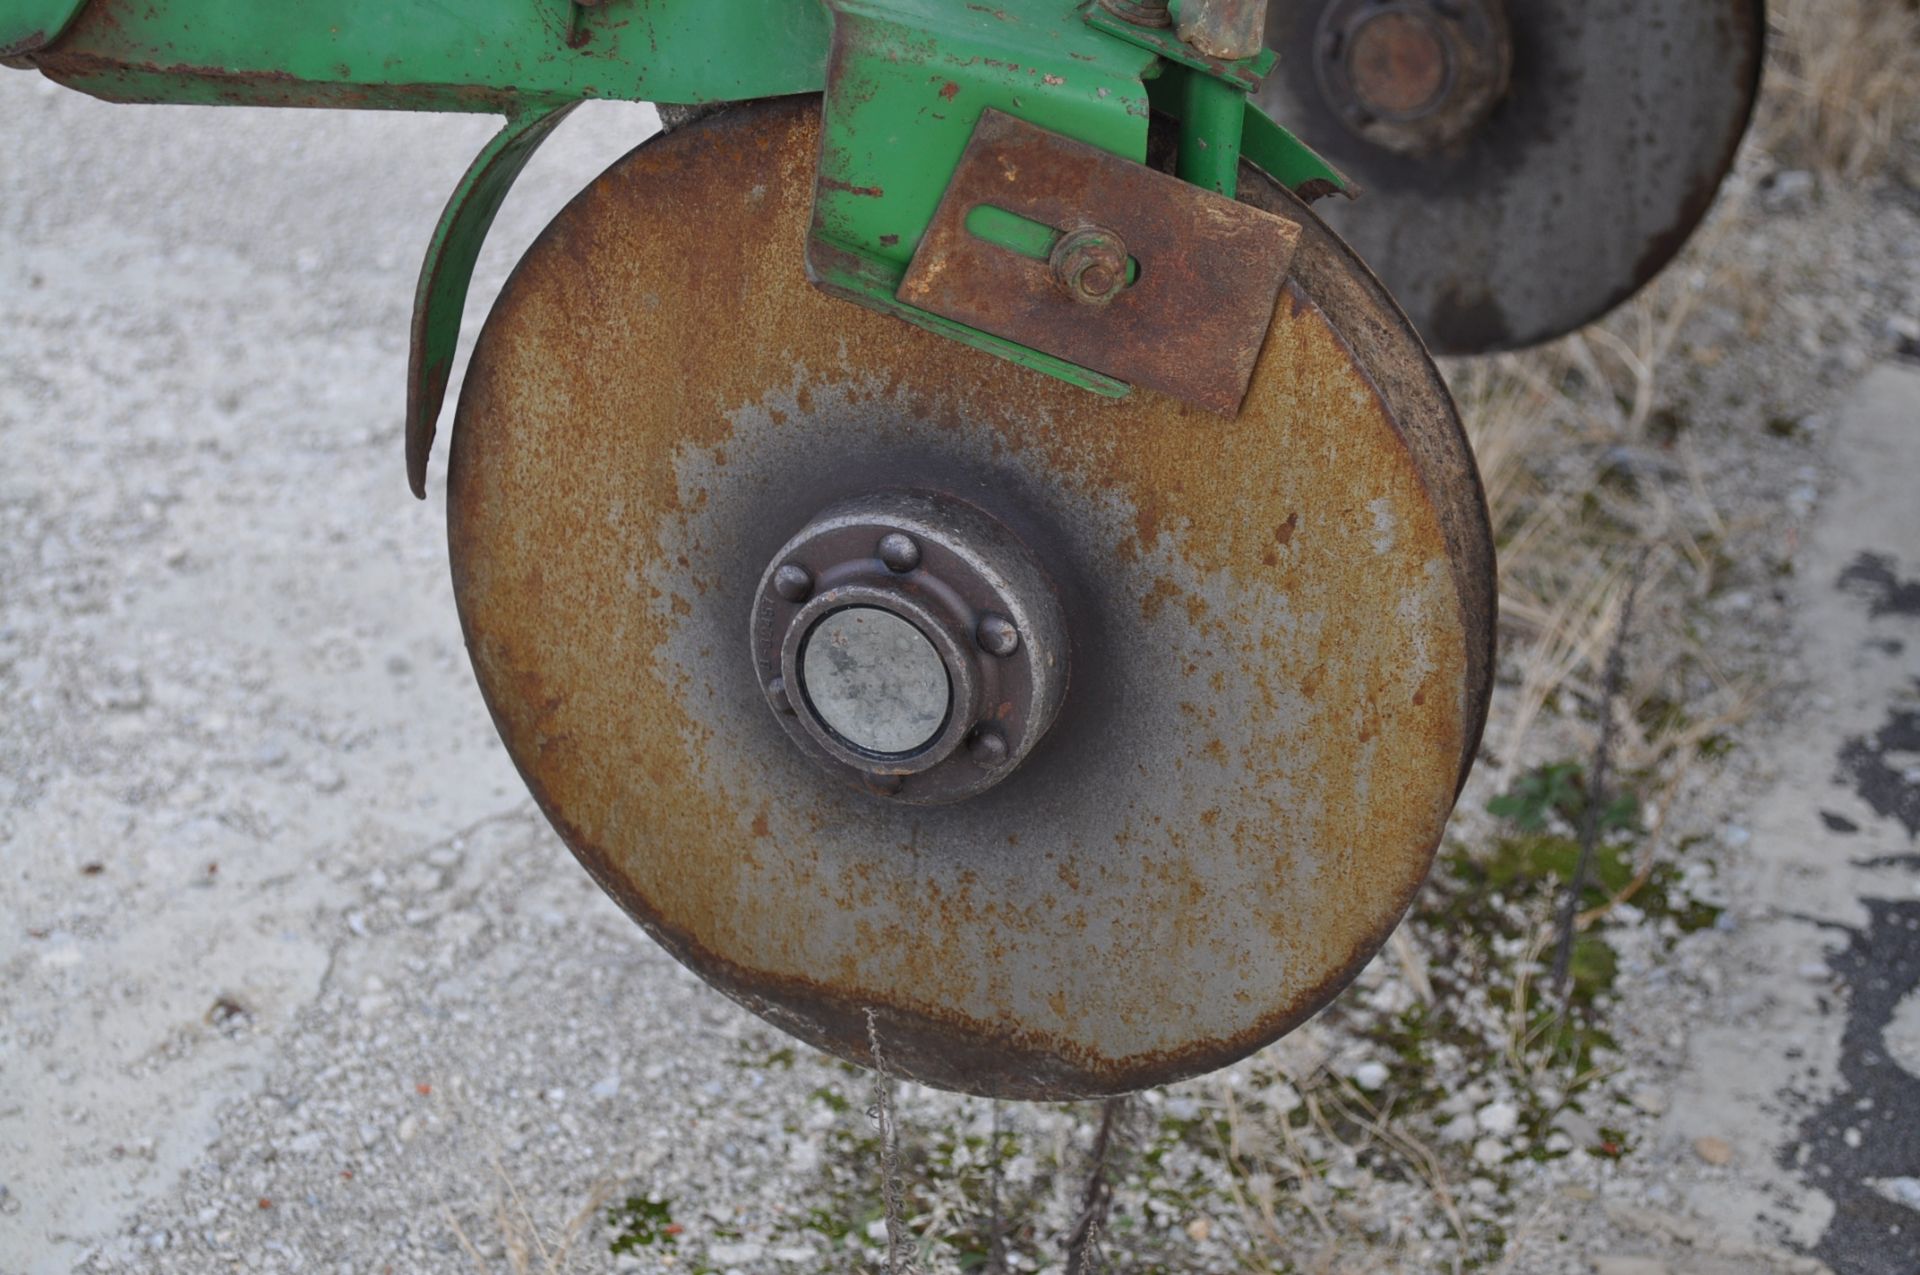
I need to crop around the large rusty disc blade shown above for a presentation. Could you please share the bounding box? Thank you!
[1259,0,1765,355]
[448,98,1494,1100]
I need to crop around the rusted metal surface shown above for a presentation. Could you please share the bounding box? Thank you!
[898,110,1301,417]
[407,104,578,500]
[1176,0,1267,62]
[1259,0,1765,355]
[447,98,1494,1099]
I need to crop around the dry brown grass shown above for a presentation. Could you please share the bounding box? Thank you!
[1764,0,1920,177]
[430,1081,614,1275]
[1456,0,1919,773]
[445,1164,611,1275]
[1450,306,1751,777]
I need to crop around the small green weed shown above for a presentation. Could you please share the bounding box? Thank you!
[1486,760,1640,836]
[607,1195,677,1254]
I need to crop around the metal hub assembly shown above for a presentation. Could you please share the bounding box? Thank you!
[1314,0,1511,155]
[1261,0,1765,353]
[751,491,1068,805]
[449,99,1494,1099]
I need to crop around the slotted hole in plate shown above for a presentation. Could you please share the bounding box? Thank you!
[963,205,1141,284]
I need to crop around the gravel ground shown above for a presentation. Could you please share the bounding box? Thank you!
[3,63,1919,1275]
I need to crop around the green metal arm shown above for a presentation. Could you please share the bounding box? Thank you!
[6,0,1350,488]
[406,102,578,498]
[0,0,86,57]
[24,0,831,110]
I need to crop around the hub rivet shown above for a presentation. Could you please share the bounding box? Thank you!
[977,613,1021,658]
[772,563,813,602]
[877,533,922,573]
[864,772,905,796]
[968,728,1010,768]
[765,675,795,715]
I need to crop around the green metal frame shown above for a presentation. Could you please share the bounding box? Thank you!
[8,0,1346,490]
[25,0,833,109]
[0,0,86,56]
[805,0,1156,395]
[406,102,578,497]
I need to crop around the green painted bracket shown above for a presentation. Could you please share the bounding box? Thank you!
[1146,70,1356,201]
[1242,100,1357,201]
[406,102,578,499]
[24,0,831,110]
[813,0,1155,276]
[807,0,1155,396]
[0,0,88,58]
[1080,1,1275,91]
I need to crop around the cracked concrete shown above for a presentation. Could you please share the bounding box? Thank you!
[1666,366,1920,1273]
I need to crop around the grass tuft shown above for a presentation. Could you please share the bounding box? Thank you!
[1763,0,1920,177]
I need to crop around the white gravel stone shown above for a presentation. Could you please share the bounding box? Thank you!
[1475,1101,1520,1137]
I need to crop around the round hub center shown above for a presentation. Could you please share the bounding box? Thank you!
[1315,0,1513,156]
[800,607,951,755]
[749,490,1068,805]
[1347,11,1449,118]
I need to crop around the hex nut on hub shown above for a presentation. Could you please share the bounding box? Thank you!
[749,491,1069,805]
[1315,0,1512,156]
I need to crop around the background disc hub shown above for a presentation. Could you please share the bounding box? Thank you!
[1265,0,1765,354]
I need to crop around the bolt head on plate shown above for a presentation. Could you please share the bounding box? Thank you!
[1050,227,1131,307]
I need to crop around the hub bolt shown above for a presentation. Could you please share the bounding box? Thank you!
[1315,0,1512,156]
[968,728,1010,768]
[751,491,1068,805]
[772,563,813,602]
[877,532,922,573]
[977,613,1021,657]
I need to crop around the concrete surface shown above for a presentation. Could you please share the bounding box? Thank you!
[0,74,680,1273]
[1667,365,1920,1274]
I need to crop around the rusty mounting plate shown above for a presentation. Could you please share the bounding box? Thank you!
[897,109,1301,417]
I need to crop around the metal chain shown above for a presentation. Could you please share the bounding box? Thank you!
[865,1009,918,1275]
[985,1099,1007,1273]
[1064,1096,1131,1275]
[1553,548,1650,1001]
